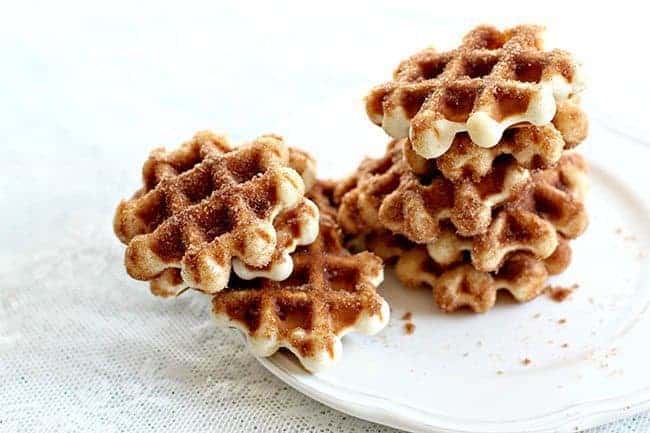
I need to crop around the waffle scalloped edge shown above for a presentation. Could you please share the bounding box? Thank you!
[405,98,588,181]
[114,132,320,294]
[335,138,532,243]
[426,152,588,272]
[211,181,390,372]
[365,24,584,158]
[398,240,571,313]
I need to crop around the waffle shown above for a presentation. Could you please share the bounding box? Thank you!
[212,182,390,373]
[400,242,571,313]
[288,147,317,191]
[114,132,320,295]
[335,138,529,242]
[364,230,571,313]
[405,98,588,180]
[427,153,588,272]
[365,25,583,158]
[361,230,414,264]
[147,198,319,298]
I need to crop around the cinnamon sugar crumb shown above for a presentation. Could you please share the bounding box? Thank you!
[401,311,415,334]
[522,358,532,366]
[615,227,637,241]
[558,318,567,325]
[545,283,578,302]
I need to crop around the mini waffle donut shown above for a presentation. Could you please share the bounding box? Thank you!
[212,182,389,373]
[427,153,588,272]
[404,98,588,181]
[366,25,583,158]
[114,132,320,295]
[149,197,319,298]
[365,230,571,313]
[335,138,529,242]
[402,243,571,313]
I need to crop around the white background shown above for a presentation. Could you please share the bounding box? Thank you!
[2,1,649,432]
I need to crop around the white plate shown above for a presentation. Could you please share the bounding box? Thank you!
[256,93,650,433]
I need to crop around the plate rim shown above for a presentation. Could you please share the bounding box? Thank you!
[257,353,650,433]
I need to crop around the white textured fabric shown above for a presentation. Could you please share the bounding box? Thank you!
[2,2,650,432]
[3,219,650,433]
[2,222,392,433]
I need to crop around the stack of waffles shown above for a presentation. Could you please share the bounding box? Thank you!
[114,132,389,372]
[113,24,591,372]
[335,25,589,313]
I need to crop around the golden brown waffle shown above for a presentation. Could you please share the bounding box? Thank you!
[335,138,529,242]
[404,98,588,181]
[288,147,317,191]
[148,198,319,298]
[114,132,320,295]
[400,242,571,313]
[148,178,327,299]
[427,153,588,272]
[365,25,583,158]
[364,229,571,313]
[212,182,389,372]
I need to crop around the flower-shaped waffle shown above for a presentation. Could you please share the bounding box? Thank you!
[426,153,588,272]
[149,197,319,298]
[363,229,571,313]
[114,131,320,295]
[404,99,588,181]
[400,241,571,313]
[365,25,583,157]
[212,182,390,372]
[335,138,530,243]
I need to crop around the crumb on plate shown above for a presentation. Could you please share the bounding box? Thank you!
[545,284,579,302]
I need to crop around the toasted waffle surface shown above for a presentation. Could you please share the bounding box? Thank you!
[366,25,583,158]
[405,99,587,180]
[365,230,571,313]
[335,139,529,242]
[148,198,319,298]
[288,147,317,191]
[405,243,570,313]
[114,132,319,295]
[427,153,588,272]
[212,182,389,372]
